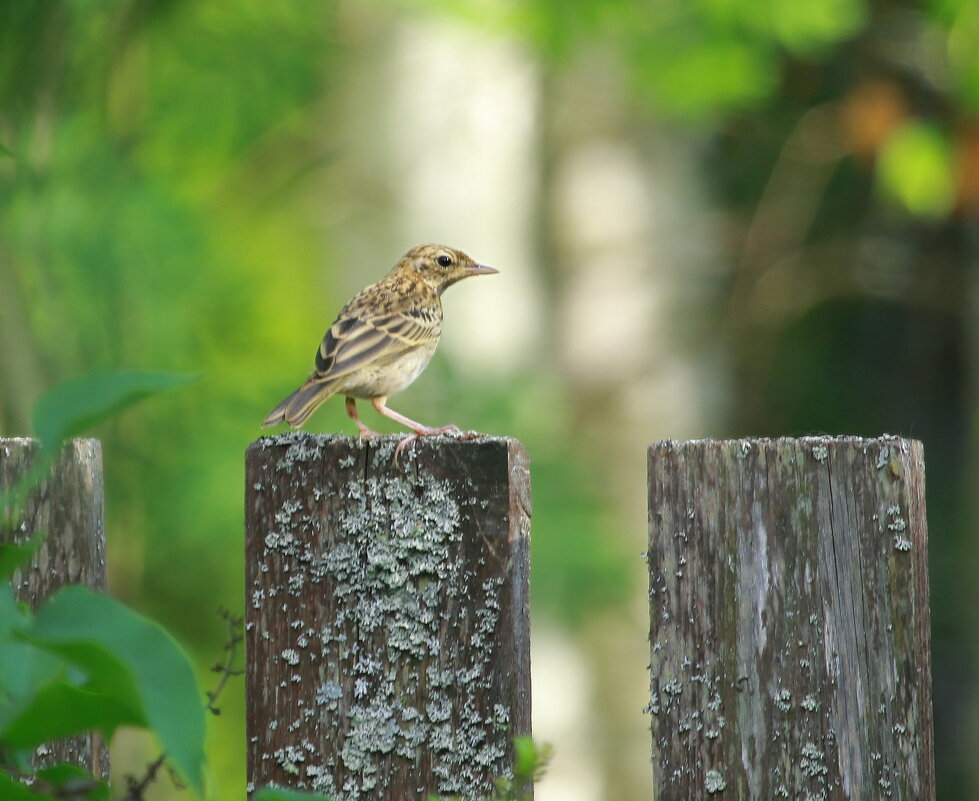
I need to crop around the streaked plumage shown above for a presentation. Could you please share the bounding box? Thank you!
[262,244,497,436]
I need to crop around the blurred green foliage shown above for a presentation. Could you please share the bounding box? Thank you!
[877,121,956,217]
[2,0,979,798]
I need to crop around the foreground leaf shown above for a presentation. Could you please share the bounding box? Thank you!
[0,582,25,637]
[0,533,47,582]
[0,770,52,801]
[32,370,195,453]
[1,679,134,747]
[3,370,193,516]
[253,789,336,801]
[0,641,65,727]
[35,765,108,801]
[26,587,205,794]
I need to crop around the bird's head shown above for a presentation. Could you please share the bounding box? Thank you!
[400,244,498,295]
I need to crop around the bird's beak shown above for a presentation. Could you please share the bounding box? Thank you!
[439,262,499,295]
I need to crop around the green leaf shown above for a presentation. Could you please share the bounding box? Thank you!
[1,678,135,748]
[26,587,205,794]
[35,764,108,801]
[0,462,50,523]
[0,770,52,801]
[0,583,26,638]
[252,789,337,801]
[877,121,955,218]
[0,533,47,581]
[0,641,65,725]
[513,736,538,780]
[32,370,196,453]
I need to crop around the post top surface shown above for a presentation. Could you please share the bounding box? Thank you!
[246,432,529,475]
[0,438,102,455]
[650,434,922,452]
[248,431,522,452]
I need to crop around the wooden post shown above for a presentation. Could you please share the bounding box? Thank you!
[0,437,109,779]
[244,433,532,800]
[647,436,934,800]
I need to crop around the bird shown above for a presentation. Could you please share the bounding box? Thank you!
[262,243,498,439]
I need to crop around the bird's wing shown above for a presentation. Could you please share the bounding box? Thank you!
[313,287,441,380]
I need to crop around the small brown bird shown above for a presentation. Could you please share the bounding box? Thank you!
[262,243,497,437]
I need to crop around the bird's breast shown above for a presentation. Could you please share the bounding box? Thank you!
[334,339,439,399]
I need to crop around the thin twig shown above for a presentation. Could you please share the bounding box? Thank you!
[206,606,245,716]
[117,607,246,799]
[119,752,167,801]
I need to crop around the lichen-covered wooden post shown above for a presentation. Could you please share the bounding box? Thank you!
[647,436,933,800]
[0,437,109,779]
[245,433,532,800]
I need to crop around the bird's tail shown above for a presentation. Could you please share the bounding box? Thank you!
[261,377,338,428]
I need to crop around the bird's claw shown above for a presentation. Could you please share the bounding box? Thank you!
[391,425,469,464]
[393,434,418,465]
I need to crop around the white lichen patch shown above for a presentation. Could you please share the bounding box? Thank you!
[317,681,342,707]
[876,446,890,469]
[800,742,828,778]
[268,432,325,472]
[705,769,726,793]
[884,505,911,550]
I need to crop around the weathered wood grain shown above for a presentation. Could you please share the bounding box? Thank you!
[245,433,532,800]
[0,437,109,779]
[647,436,933,801]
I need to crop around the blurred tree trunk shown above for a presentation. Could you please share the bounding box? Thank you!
[537,50,720,801]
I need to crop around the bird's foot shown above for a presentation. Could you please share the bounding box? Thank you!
[391,425,463,464]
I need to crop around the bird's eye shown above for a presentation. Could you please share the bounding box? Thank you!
[436,254,452,267]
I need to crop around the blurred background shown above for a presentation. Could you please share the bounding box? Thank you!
[1,0,978,798]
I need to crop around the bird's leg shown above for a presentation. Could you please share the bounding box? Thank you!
[346,397,379,438]
[370,396,459,436]
[371,396,461,464]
